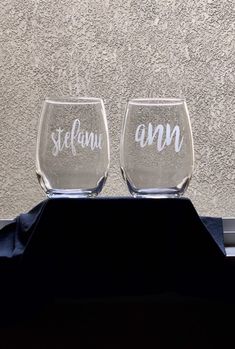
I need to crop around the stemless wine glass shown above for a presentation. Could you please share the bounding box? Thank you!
[36,97,110,198]
[120,98,194,198]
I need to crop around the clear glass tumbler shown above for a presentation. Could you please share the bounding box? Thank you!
[120,98,194,198]
[36,97,110,198]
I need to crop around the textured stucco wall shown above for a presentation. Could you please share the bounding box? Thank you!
[0,0,234,218]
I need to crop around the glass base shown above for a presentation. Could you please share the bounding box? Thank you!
[121,167,191,199]
[126,180,188,199]
[132,192,181,199]
[46,189,98,199]
[37,173,108,199]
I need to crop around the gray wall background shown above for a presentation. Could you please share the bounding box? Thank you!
[0,0,234,218]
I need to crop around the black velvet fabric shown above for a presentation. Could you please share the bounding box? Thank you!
[0,198,234,348]
[0,200,47,258]
[0,197,226,259]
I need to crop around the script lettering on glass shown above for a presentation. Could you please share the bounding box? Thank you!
[51,118,103,156]
[135,122,184,153]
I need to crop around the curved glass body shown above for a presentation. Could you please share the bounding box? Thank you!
[120,98,194,198]
[36,97,110,198]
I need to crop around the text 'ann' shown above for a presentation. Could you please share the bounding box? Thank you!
[135,123,184,152]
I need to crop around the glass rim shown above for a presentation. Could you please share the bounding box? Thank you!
[127,98,186,106]
[44,96,104,105]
